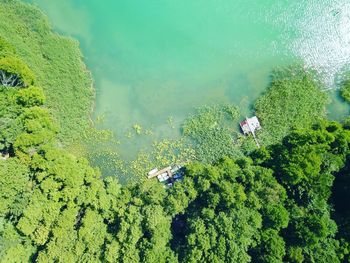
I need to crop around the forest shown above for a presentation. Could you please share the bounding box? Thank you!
[1,0,350,262]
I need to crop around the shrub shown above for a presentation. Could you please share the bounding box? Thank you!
[17,86,45,107]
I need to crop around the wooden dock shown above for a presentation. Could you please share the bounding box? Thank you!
[147,166,172,179]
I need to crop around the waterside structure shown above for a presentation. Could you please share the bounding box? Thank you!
[240,116,261,147]
[147,165,184,187]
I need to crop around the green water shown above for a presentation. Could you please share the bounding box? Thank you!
[27,0,350,157]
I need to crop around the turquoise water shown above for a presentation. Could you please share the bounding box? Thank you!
[27,0,350,157]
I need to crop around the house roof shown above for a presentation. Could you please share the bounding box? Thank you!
[240,116,261,134]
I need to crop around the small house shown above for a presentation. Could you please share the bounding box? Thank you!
[240,116,262,147]
[240,116,261,135]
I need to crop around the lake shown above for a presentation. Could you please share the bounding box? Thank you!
[27,0,350,158]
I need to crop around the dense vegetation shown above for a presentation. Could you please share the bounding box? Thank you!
[182,105,242,163]
[340,80,350,103]
[1,1,350,262]
[255,67,328,145]
[0,0,94,145]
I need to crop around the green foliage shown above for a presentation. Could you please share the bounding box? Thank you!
[167,158,287,263]
[286,246,305,263]
[133,123,142,135]
[0,85,48,152]
[0,158,31,219]
[183,105,242,163]
[104,181,176,263]
[270,121,350,202]
[0,86,23,150]
[261,122,350,262]
[0,75,176,262]
[340,80,350,102]
[0,0,94,144]
[16,86,45,107]
[332,126,350,261]
[263,204,289,230]
[0,36,16,57]
[0,220,35,263]
[253,229,286,263]
[1,85,349,262]
[116,139,195,183]
[255,67,328,145]
[14,106,58,156]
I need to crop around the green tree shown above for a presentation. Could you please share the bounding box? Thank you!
[252,229,286,263]
[0,158,31,219]
[169,158,287,263]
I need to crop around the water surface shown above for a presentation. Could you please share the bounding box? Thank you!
[27,0,350,157]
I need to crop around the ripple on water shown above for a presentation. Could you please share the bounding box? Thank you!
[280,0,350,87]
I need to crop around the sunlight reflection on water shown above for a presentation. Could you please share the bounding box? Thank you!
[286,0,350,87]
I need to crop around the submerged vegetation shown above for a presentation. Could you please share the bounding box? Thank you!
[1,1,350,262]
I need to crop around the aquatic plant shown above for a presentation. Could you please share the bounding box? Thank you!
[182,105,242,163]
[167,116,175,129]
[113,138,196,182]
[144,129,154,136]
[133,124,142,135]
[254,67,328,145]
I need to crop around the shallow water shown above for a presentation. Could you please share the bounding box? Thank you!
[27,0,350,157]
